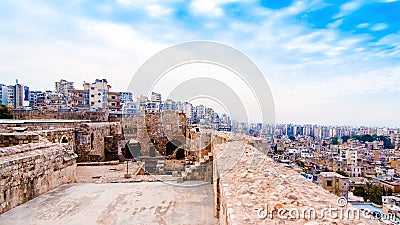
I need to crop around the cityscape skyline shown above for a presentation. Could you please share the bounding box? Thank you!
[1,77,400,129]
[0,1,399,127]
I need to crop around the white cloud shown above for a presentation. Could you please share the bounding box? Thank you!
[356,23,369,29]
[270,66,400,126]
[327,19,343,29]
[1,0,399,126]
[370,23,388,31]
[334,0,363,18]
[146,4,172,18]
[0,13,168,91]
[190,0,224,17]
[189,0,252,17]
[377,33,400,46]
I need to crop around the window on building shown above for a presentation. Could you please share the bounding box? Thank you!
[91,87,94,90]
[91,94,94,98]
[98,93,101,96]
[111,96,115,99]
[327,181,333,187]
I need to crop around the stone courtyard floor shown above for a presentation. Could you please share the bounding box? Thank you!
[0,182,218,225]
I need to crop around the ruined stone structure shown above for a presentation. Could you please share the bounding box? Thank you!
[0,132,40,147]
[122,111,188,158]
[0,115,384,224]
[74,122,122,162]
[12,109,109,121]
[0,136,76,214]
[0,120,123,163]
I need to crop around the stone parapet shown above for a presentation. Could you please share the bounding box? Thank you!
[0,143,77,214]
[0,132,40,147]
[212,133,380,225]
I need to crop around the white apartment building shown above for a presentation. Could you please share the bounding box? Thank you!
[88,79,109,110]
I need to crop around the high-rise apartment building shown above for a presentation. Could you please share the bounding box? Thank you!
[0,84,8,105]
[72,79,121,111]
[7,80,27,108]
[55,79,74,96]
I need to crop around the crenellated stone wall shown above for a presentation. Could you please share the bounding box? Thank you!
[0,142,77,214]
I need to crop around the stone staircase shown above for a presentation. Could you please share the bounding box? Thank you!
[181,152,213,182]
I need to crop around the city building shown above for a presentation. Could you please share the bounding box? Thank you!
[7,80,27,108]
[73,79,120,111]
[150,92,161,102]
[55,79,74,96]
[181,102,194,122]
[318,172,349,198]
[28,91,46,108]
[0,84,8,105]
[120,92,133,103]
[108,91,121,112]
[382,196,400,219]
[44,91,69,110]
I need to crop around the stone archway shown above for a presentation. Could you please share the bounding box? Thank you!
[166,139,182,156]
[60,136,68,143]
[125,139,141,159]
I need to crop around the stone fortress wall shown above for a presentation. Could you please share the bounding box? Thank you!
[12,109,109,121]
[0,136,76,214]
[211,132,378,225]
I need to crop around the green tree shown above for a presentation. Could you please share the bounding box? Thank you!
[0,104,12,119]
[361,183,391,205]
[341,135,351,143]
[331,136,339,145]
[377,135,394,149]
[353,186,366,197]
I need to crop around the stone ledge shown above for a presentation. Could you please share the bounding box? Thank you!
[213,135,380,225]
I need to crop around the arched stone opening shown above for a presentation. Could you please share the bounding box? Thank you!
[166,139,182,156]
[125,139,141,159]
[60,136,68,143]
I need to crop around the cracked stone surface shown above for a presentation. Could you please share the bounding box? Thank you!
[0,182,218,225]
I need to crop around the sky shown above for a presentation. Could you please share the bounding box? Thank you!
[0,0,399,127]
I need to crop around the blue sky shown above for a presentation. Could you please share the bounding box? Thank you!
[0,0,399,126]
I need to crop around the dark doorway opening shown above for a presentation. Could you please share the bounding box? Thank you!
[150,146,156,157]
[176,148,185,159]
[125,140,141,159]
[60,136,68,143]
[166,139,182,156]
